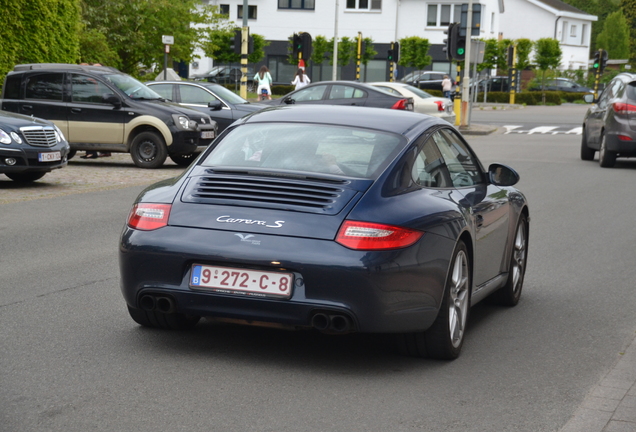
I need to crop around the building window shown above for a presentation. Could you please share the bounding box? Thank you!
[237,5,257,19]
[346,0,382,11]
[570,25,577,37]
[278,0,315,9]
[219,4,229,16]
[581,24,587,45]
[427,4,462,27]
[562,21,568,41]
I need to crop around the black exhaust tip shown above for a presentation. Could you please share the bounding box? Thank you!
[311,313,330,331]
[139,295,156,311]
[156,297,175,313]
[330,315,351,332]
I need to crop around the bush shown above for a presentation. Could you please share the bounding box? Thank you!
[474,91,562,105]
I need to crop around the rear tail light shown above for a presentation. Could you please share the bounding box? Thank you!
[613,102,636,115]
[618,135,632,141]
[391,99,409,110]
[336,221,424,250]
[127,203,172,230]
[434,100,445,112]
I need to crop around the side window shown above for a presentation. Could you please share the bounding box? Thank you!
[411,136,451,188]
[293,85,327,102]
[435,129,484,188]
[150,84,173,100]
[597,80,616,108]
[3,75,21,99]
[329,85,365,100]
[375,86,401,96]
[71,74,112,103]
[25,73,64,101]
[179,85,217,105]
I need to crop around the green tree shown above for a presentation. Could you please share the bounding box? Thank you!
[597,9,630,59]
[515,39,534,70]
[478,39,499,72]
[1,0,80,82]
[310,35,331,66]
[360,37,378,65]
[398,36,432,71]
[534,38,562,103]
[623,0,636,64]
[81,0,224,76]
[204,29,268,65]
[335,36,356,67]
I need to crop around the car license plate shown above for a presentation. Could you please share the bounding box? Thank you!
[190,264,293,299]
[38,151,61,162]
[201,131,215,139]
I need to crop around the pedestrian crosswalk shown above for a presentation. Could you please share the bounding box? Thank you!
[504,125,583,135]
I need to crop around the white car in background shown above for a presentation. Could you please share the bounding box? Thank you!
[369,82,455,123]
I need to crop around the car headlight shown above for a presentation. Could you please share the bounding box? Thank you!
[172,114,195,130]
[53,125,66,143]
[0,128,12,145]
[11,131,23,144]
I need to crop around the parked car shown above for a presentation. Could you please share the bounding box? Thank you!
[529,78,592,93]
[147,81,267,133]
[119,104,529,360]
[401,71,451,91]
[0,110,70,182]
[190,66,255,91]
[260,81,414,111]
[0,63,217,168]
[368,82,455,122]
[478,76,510,92]
[581,72,636,167]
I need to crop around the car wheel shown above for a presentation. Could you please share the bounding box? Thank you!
[490,214,528,306]
[169,152,199,167]
[127,305,201,330]
[396,241,470,360]
[5,172,47,182]
[130,131,168,169]
[580,127,595,161]
[598,133,616,168]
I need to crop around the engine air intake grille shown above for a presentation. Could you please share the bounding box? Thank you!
[20,127,57,147]
[182,174,359,215]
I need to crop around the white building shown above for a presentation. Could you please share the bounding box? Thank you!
[192,0,596,83]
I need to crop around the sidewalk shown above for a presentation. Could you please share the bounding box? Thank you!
[560,332,636,432]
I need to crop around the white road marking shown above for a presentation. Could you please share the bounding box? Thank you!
[527,126,558,135]
[504,125,523,134]
[565,127,583,135]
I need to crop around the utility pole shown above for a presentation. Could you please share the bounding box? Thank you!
[332,0,339,81]
[240,0,249,99]
[460,0,473,127]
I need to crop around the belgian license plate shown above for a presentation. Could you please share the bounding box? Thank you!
[201,131,215,139]
[190,264,293,299]
[39,151,61,162]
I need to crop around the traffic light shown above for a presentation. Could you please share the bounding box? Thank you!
[300,32,312,60]
[592,50,600,71]
[600,49,608,73]
[450,24,465,61]
[292,33,303,58]
[507,45,514,68]
[230,29,241,54]
[443,24,456,61]
[387,42,399,63]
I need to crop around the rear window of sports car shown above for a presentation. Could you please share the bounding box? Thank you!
[201,123,405,179]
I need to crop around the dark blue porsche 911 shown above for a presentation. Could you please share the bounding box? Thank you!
[119,105,529,360]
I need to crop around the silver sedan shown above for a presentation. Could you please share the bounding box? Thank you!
[369,82,455,123]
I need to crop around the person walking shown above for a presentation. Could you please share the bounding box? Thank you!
[291,68,310,90]
[254,66,273,101]
[442,75,453,99]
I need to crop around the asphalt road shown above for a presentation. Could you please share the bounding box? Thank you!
[2,113,636,431]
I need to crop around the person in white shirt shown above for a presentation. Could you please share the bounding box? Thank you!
[291,68,311,90]
[254,66,273,101]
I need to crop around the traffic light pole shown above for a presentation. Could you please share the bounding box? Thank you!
[460,0,473,128]
[356,32,362,81]
[240,0,249,99]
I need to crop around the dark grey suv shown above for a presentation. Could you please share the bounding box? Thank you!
[581,73,636,167]
[1,64,217,168]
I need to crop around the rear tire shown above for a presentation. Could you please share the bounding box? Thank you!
[598,133,616,168]
[397,241,470,360]
[127,305,200,330]
[490,214,528,306]
[580,127,595,161]
[130,131,168,169]
[5,172,46,182]
[169,152,199,167]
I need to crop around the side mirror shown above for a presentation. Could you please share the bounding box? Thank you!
[103,93,121,108]
[488,163,520,187]
[583,94,595,104]
[208,100,222,110]
[283,97,295,105]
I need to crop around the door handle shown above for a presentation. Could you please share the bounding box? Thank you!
[22,105,33,111]
[71,108,82,114]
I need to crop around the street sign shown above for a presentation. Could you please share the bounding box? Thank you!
[162,35,174,45]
